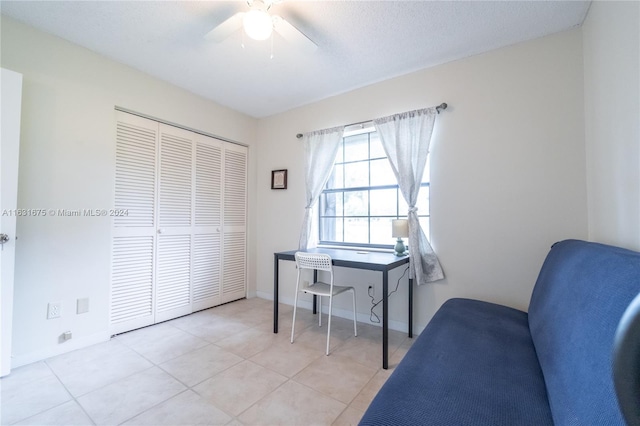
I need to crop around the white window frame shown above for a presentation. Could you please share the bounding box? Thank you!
[318,125,430,249]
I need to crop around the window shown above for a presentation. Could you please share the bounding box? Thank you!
[318,125,430,248]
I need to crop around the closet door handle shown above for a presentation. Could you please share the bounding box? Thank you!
[157,228,164,234]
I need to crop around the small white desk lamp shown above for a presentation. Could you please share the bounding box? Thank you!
[392,219,409,256]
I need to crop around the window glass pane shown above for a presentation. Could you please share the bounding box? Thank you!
[344,191,368,216]
[416,186,429,215]
[335,141,344,164]
[344,162,368,188]
[344,134,369,162]
[320,192,343,217]
[326,164,344,189]
[319,194,326,216]
[370,133,386,159]
[321,218,343,242]
[370,188,397,216]
[344,218,369,244]
[370,159,396,187]
[421,158,430,184]
[370,217,395,245]
[398,194,408,216]
[397,189,429,216]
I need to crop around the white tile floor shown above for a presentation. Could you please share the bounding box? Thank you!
[1,298,413,425]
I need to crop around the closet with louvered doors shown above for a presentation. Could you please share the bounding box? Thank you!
[110,110,247,335]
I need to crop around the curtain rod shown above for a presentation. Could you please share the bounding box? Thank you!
[295,102,448,139]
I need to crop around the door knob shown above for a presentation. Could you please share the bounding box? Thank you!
[0,233,9,250]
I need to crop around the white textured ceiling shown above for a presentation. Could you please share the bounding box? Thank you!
[0,1,590,118]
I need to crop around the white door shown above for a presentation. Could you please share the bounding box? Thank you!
[192,134,223,311]
[1,68,23,377]
[155,124,194,322]
[221,143,247,303]
[110,112,158,335]
[110,111,247,334]
[156,128,226,318]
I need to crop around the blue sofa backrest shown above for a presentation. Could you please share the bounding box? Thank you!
[529,239,640,425]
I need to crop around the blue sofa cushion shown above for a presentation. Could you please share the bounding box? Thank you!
[528,240,640,425]
[360,298,553,426]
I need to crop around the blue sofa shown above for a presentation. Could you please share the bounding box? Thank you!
[360,240,640,425]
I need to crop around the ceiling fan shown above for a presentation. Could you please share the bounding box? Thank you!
[204,0,317,53]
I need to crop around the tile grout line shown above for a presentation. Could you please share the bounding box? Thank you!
[36,360,97,426]
[230,365,291,422]
[113,333,262,425]
[113,335,244,424]
[6,300,394,426]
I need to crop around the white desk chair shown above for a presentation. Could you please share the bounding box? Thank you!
[291,252,357,355]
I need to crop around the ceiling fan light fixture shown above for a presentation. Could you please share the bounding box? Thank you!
[243,9,273,41]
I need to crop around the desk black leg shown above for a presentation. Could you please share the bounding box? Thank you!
[383,270,389,370]
[408,277,413,338]
[273,254,279,334]
[312,270,318,314]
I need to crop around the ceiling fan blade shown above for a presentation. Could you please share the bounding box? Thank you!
[204,12,244,42]
[273,16,317,53]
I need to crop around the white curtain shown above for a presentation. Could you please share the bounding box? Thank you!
[374,107,444,284]
[299,126,344,250]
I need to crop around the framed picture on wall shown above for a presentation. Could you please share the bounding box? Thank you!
[271,169,287,190]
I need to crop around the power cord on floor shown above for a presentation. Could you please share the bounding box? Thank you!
[368,265,410,323]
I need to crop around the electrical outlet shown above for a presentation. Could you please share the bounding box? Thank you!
[47,302,61,319]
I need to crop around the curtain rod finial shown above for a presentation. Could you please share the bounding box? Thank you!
[436,103,448,113]
[296,133,303,139]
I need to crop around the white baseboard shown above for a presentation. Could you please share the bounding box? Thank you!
[11,331,111,370]
[256,291,413,334]
[10,293,418,372]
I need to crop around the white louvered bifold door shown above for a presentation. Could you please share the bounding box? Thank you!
[111,111,247,334]
[155,124,194,323]
[192,134,223,311]
[221,143,248,303]
[110,112,158,334]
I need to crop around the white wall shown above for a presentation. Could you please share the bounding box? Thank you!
[583,1,640,251]
[2,9,608,364]
[256,29,588,333]
[0,16,258,366]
